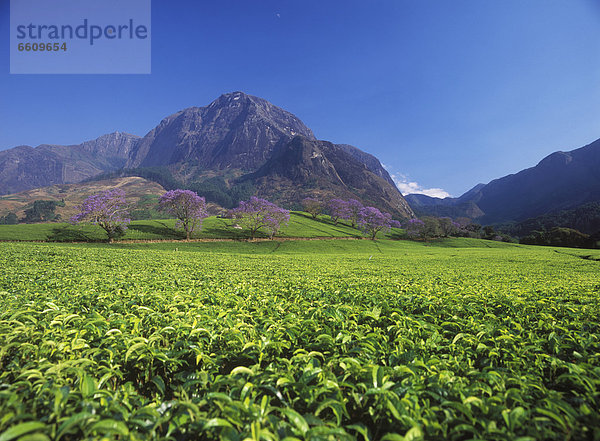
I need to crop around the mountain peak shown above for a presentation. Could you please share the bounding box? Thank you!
[210,91,254,106]
[126,92,316,170]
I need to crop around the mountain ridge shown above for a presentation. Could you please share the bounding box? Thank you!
[406,137,600,225]
[0,92,414,218]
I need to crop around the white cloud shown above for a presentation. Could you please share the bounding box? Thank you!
[390,173,451,199]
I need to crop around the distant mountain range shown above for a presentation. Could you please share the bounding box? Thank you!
[406,137,600,226]
[3,91,599,227]
[0,92,414,218]
[0,132,140,194]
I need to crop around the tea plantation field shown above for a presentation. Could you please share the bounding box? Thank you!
[0,240,599,440]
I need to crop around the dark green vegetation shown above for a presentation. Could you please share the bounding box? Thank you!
[501,203,600,237]
[85,167,256,210]
[0,213,382,242]
[1,240,599,440]
[0,212,17,225]
[520,227,596,249]
[23,200,65,223]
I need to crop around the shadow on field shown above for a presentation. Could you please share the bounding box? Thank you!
[128,223,182,239]
[48,226,93,242]
[387,231,406,240]
[292,212,361,237]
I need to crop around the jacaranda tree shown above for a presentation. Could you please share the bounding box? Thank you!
[344,199,364,228]
[302,197,323,219]
[404,217,445,241]
[404,218,427,240]
[357,206,401,240]
[159,189,208,240]
[70,189,130,243]
[327,199,349,225]
[232,197,290,239]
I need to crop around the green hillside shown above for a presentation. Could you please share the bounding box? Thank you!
[0,212,391,242]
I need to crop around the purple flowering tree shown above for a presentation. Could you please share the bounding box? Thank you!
[404,217,447,240]
[342,199,364,228]
[232,197,290,239]
[404,218,426,240]
[159,189,208,240]
[438,217,460,237]
[302,197,323,219]
[328,199,349,225]
[357,206,400,240]
[70,189,131,243]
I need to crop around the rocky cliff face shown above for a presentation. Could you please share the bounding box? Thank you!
[336,144,397,187]
[249,136,415,218]
[126,92,315,170]
[79,132,140,167]
[0,133,140,195]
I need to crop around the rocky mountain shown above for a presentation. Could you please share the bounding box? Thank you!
[250,136,414,216]
[471,139,600,224]
[336,144,397,186]
[79,132,141,166]
[405,193,456,208]
[405,193,484,219]
[0,132,140,195]
[0,92,414,218]
[126,92,315,170]
[406,138,600,224]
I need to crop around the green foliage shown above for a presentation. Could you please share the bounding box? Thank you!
[520,227,595,249]
[0,241,599,440]
[188,177,233,208]
[86,168,257,209]
[0,212,18,225]
[130,195,164,220]
[23,200,64,223]
[504,202,600,236]
[188,178,257,209]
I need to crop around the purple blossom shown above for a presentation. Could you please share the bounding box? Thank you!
[404,218,425,239]
[159,189,208,240]
[343,199,364,227]
[357,206,397,240]
[232,197,290,239]
[328,199,350,225]
[70,189,130,242]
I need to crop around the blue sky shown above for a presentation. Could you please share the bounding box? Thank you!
[1,0,600,197]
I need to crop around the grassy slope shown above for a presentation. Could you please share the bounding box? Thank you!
[0,176,166,219]
[0,212,381,241]
[3,211,598,261]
